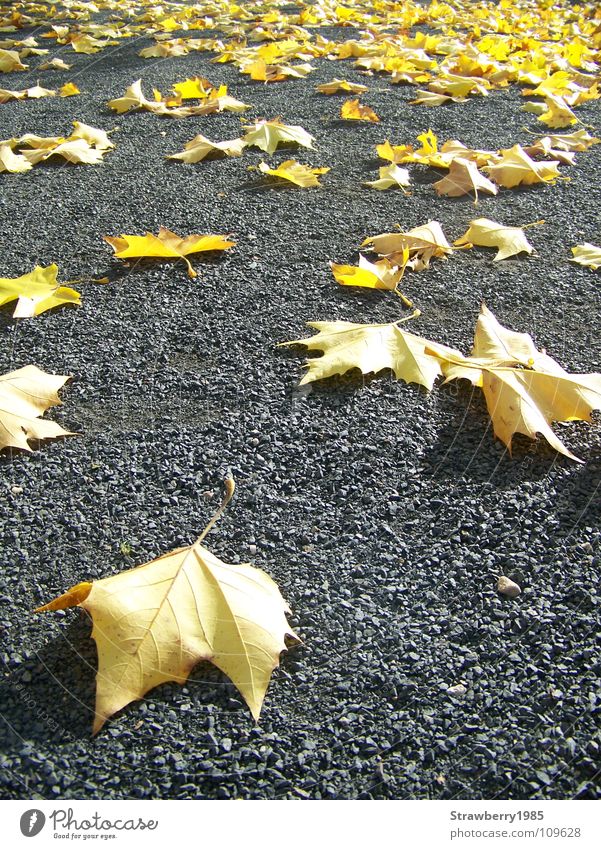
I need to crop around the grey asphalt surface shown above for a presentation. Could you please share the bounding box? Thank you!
[0,2,600,800]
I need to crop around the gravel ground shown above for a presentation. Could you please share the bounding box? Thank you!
[0,1,600,801]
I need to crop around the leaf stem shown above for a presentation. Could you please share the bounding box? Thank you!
[196,475,236,544]
[394,287,413,308]
[393,308,421,326]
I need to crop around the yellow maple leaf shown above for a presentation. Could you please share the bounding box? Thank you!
[340,99,379,122]
[363,221,452,268]
[439,140,499,167]
[376,131,449,168]
[0,264,80,317]
[242,118,315,155]
[168,133,245,163]
[364,163,411,192]
[241,58,314,82]
[531,130,599,152]
[0,48,27,72]
[433,158,498,203]
[39,57,72,71]
[21,139,105,166]
[70,121,114,151]
[522,93,578,128]
[570,244,601,271]
[454,218,537,261]
[484,144,561,188]
[257,159,329,187]
[330,256,404,292]
[69,34,106,54]
[171,76,213,99]
[0,142,32,174]
[0,87,27,103]
[427,73,490,98]
[409,89,467,106]
[104,227,236,278]
[37,479,299,733]
[108,80,249,118]
[59,82,80,97]
[0,364,73,452]
[282,318,460,389]
[316,79,368,95]
[437,307,601,462]
[139,40,189,59]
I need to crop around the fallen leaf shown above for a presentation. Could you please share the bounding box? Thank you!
[427,73,490,98]
[242,118,315,155]
[37,479,299,732]
[437,306,601,461]
[484,144,561,188]
[0,264,80,317]
[59,82,80,97]
[364,163,410,191]
[376,130,448,168]
[454,218,536,261]
[409,89,467,106]
[171,76,214,99]
[104,227,236,278]
[285,304,601,461]
[70,121,114,150]
[38,57,72,70]
[21,138,105,166]
[362,220,452,268]
[257,159,329,187]
[522,93,578,128]
[0,365,73,452]
[433,157,498,203]
[0,142,32,173]
[241,58,314,82]
[0,48,27,72]
[570,243,601,270]
[316,79,368,95]
[168,134,245,163]
[281,318,460,388]
[330,255,404,291]
[340,99,379,122]
[439,140,499,168]
[533,129,599,152]
[1,126,113,171]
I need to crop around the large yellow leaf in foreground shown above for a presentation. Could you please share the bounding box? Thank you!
[0,365,73,452]
[37,508,298,732]
[0,264,80,317]
[104,227,236,278]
